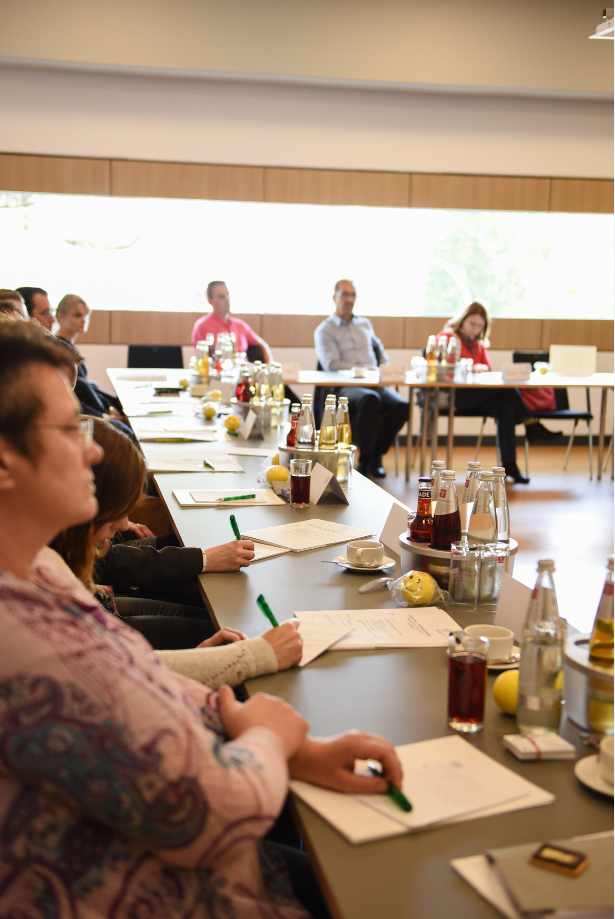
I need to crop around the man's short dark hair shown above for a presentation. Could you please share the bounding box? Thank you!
[206,281,226,300]
[16,286,48,316]
[0,321,69,457]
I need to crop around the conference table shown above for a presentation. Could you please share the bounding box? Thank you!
[106,372,613,919]
[296,368,615,482]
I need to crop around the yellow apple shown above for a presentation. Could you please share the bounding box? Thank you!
[202,402,218,419]
[224,414,242,432]
[493,670,519,715]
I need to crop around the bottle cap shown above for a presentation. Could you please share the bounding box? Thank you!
[442,470,456,479]
[492,466,506,475]
[291,403,301,409]
[431,460,446,469]
[467,462,481,469]
[418,476,432,483]
[479,471,494,481]
[537,559,555,572]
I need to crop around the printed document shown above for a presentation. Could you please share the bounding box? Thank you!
[297,620,355,666]
[294,607,461,648]
[173,489,285,508]
[146,452,244,473]
[240,518,374,552]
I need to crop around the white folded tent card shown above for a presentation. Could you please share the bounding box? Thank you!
[549,345,597,376]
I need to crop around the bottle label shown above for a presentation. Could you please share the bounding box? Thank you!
[464,478,470,488]
[524,695,542,712]
[418,486,431,500]
[435,486,456,514]
[604,583,614,597]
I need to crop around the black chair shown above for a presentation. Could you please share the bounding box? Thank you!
[512,350,593,478]
[128,345,184,369]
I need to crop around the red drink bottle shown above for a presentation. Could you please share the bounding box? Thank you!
[410,476,433,543]
[235,371,252,403]
[287,404,301,447]
[430,470,461,550]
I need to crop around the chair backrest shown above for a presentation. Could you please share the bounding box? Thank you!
[127,345,184,369]
[511,350,549,367]
[554,388,570,411]
[314,360,327,427]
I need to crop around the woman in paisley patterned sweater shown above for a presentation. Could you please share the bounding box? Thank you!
[0,315,402,917]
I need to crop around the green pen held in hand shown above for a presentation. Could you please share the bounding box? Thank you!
[367,764,412,813]
[229,514,242,540]
[257,594,279,628]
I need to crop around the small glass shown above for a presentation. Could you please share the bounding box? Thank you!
[478,542,511,612]
[447,631,489,733]
[290,458,312,508]
[449,541,481,607]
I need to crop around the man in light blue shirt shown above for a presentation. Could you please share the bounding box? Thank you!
[314,280,408,478]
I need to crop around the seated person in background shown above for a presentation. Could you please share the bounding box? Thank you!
[16,285,55,330]
[436,302,559,484]
[0,289,27,320]
[192,280,273,361]
[0,319,401,918]
[314,279,408,479]
[55,293,127,422]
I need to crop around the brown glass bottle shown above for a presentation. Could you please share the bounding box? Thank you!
[410,476,434,543]
[286,404,301,447]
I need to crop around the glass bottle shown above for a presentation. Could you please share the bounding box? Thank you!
[425,335,437,382]
[296,396,315,448]
[287,403,301,448]
[459,461,481,535]
[589,556,614,668]
[318,398,338,450]
[409,476,434,543]
[269,362,285,402]
[254,363,270,401]
[235,369,252,403]
[517,559,563,735]
[430,470,462,551]
[446,336,460,365]
[336,397,352,446]
[467,471,497,545]
[492,466,510,543]
[430,460,446,516]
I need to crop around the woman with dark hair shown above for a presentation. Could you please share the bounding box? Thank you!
[436,302,556,484]
[50,417,303,679]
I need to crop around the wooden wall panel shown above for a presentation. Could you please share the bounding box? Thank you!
[370,316,405,349]
[261,314,326,348]
[541,319,614,350]
[78,310,111,344]
[110,160,264,201]
[549,179,614,214]
[403,316,448,348]
[234,313,261,337]
[489,318,543,351]
[410,174,550,211]
[110,310,201,345]
[0,153,110,195]
[264,168,410,207]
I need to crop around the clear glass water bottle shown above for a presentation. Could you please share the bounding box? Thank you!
[296,395,315,448]
[589,556,614,668]
[492,466,510,543]
[467,471,497,545]
[517,559,563,735]
[430,460,446,517]
[459,461,481,535]
[318,397,338,450]
[336,397,352,446]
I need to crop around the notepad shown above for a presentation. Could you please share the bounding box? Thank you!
[136,430,220,442]
[115,371,167,382]
[294,607,461,649]
[146,452,244,473]
[173,488,285,508]
[240,519,374,552]
[250,543,291,562]
[290,735,554,845]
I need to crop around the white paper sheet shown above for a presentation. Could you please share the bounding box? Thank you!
[240,519,374,552]
[297,621,355,666]
[189,489,268,506]
[135,429,220,442]
[173,488,285,508]
[294,607,461,649]
[250,543,291,562]
[115,371,167,381]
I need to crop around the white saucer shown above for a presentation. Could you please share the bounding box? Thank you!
[574,754,614,797]
[332,555,396,573]
[487,650,521,671]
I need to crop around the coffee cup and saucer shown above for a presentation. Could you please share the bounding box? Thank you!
[575,736,614,797]
[465,625,519,670]
[331,540,396,573]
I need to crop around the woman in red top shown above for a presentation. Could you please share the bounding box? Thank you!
[436,302,556,484]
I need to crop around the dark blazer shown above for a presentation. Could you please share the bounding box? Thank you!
[94,541,204,596]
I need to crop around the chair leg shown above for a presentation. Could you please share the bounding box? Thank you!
[395,434,399,477]
[587,419,593,481]
[524,437,529,478]
[604,434,613,473]
[473,417,487,461]
[563,421,577,471]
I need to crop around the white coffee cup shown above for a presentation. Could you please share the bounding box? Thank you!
[347,539,384,567]
[598,735,614,786]
[465,624,514,661]
[352,366,367,378]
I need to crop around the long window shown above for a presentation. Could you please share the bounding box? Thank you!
[1,191,612,318]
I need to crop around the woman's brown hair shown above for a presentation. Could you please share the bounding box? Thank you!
[447,301,491,347]
[51,418,147,587]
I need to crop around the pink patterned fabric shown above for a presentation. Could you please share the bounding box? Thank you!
[0,553,309,918]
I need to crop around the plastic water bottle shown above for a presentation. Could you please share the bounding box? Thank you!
[517,559,563,735]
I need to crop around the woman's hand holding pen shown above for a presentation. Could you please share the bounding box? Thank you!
[289,731,403,794]
[262,620,303,669]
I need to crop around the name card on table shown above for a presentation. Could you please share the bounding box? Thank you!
[309,462,349,505]
[501,363,532,382]
[379,364,407,384]
[380,500,411,554]
[549,345,597,377]
[281,362,301,382]
[239,409,264,441]
[495,574,532,642]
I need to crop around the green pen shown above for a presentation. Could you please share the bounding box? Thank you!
[148,409,173,415]
[155,437,193,443]
[203,459,216,469]
[217,494,256,502]
[367,764,412,813]
[227,430,240,437]
[229,514,242,540]
[257,594,279,628]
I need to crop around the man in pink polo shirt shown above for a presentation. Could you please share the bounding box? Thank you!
[192,281,272,360]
